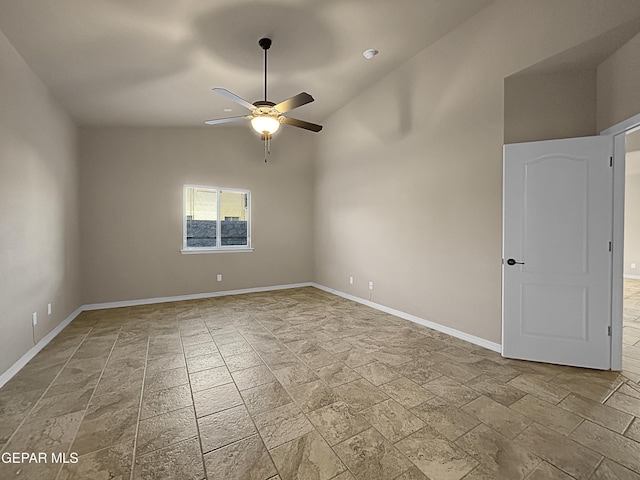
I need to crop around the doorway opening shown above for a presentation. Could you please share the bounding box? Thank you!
[501,21,640,370]
[603,113,640,372]
[622,128,640,380]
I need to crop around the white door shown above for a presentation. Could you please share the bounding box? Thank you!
[502,136,613,369]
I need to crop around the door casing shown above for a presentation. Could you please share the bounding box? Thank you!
[601,112,640,370]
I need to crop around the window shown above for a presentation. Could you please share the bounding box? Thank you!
[182,185,252,253]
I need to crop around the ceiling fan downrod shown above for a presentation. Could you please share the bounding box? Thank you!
[259,37,272,102]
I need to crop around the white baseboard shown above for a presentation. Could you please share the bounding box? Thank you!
[1,283,313,388]
[83,282,314,310]
[85,283,502,356]
[624,274,640,280]
[1,281,501,389]
[311,283,502,353]
[0,306,83,389]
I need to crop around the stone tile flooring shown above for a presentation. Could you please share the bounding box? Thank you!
[624,278,640,382]
[0,284,639,479]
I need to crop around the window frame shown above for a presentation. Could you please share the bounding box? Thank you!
[181,184,253,254]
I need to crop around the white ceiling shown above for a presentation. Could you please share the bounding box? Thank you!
[0,0,494,127]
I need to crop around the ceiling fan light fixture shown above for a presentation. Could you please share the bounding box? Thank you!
[251,115,281,135]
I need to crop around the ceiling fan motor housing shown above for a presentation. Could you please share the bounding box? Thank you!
[251,101,281,122]
[253,100,275,108]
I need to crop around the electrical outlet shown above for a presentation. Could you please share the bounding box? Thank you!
[217,274,223,282]
[369,281,373,290]
[632,263,637,269]
[32,312,37,326]
[349,276,353,285]
[47,303,52,315]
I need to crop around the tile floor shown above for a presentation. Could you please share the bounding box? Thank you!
[0,284,640,479]
[624,278,640,382]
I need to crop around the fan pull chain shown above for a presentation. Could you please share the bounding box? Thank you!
[264,136,271,163]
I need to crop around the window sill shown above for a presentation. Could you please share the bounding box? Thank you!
[181,247,254,255]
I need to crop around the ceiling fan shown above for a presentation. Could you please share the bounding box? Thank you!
[205,37,322,160]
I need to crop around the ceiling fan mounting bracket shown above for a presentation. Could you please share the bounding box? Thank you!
[258,37,272,50]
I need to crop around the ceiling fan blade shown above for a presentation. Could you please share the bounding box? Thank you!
[274,92,314,114]
[204,115,249,125]
[280,116,323,132]
[212,88,256,111]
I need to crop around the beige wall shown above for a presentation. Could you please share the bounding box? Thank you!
[598,31,640,132]
[0,30,80,374]
[79,127,315,304]
[504,69,597,144]
[625,150,640,277]
[314,0,640,344]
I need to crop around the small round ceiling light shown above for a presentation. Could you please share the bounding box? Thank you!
[363,48,379,60]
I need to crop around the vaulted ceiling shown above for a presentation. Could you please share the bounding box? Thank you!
[0,0,494,126]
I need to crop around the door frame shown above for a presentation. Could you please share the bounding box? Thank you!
[601,112,640,370]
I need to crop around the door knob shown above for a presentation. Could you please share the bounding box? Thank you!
[506,258,525,266]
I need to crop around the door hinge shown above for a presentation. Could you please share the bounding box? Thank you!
[610,156,613,167]
[609,241,612,252]
[608,326,612,336]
